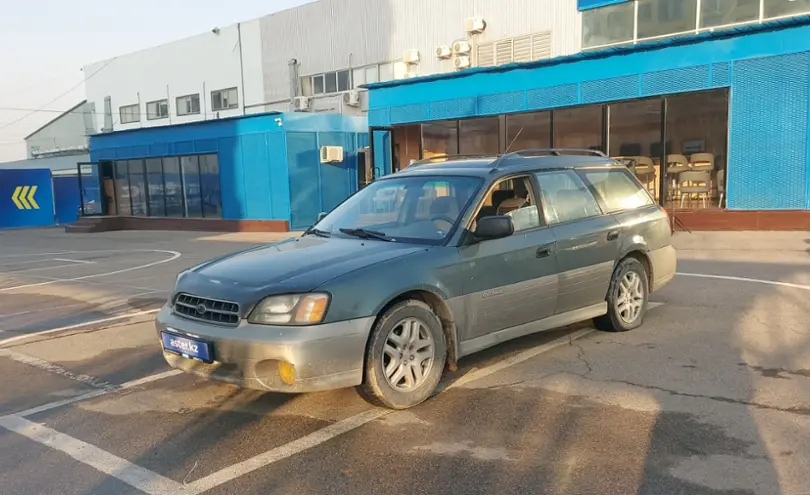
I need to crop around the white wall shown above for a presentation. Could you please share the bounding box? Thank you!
[83,20,264,133]
[259,0,582,105]
[26,102,94,158]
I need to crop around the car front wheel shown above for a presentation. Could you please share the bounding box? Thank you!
[594,257,649,332]
[359,300,446,409]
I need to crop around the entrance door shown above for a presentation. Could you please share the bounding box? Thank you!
[77,162,105,216]
[357,147,373,190]
[370,127,394,179]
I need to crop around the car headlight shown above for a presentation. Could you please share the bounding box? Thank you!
[248,293,330,325]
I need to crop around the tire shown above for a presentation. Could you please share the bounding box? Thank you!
[594,257,649,333]
[358,300,447,409]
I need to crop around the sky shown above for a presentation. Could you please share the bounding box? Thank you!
[0,0,314,162]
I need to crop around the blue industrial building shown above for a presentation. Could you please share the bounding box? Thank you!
[365,16,810,216]
[84,112,368,231]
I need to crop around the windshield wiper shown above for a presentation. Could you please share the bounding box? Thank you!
[339,228,395,242]
[303,227,331,238]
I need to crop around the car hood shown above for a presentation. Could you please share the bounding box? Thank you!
[175,236,426,305]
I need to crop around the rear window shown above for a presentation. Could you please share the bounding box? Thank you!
[581,169,655,213]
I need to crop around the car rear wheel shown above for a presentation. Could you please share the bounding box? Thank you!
[359,300,446,409]
[594,257,649,332]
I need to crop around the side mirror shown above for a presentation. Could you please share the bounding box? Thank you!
[475,216,514,240]
[316,212,328,223]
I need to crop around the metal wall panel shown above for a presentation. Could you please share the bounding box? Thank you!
[53,176,81,225]
[287,132,321,230]
[0,169,55,229]
[259,0,581,103]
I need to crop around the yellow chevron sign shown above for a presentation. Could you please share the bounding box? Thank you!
[11,185,40,210]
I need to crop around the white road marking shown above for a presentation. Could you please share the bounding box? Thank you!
[677,272,810,291]
[0,303,86,319]
[0,249,181,292]
[186,408,392,494]
[8,273,170,293]
[13,370,183,418]
[0,415,184,495]
[0,349,114,390]
[52,258,96,265]
[0,309,160,347]
[0,252,72,260]
[0,263,90,275]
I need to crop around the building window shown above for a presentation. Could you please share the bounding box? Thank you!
[211,88,238,111]
[763,0,810,19]
[325,72,338,93]
[181,156,203,217]
[119,104,140,124]
[459,117,500,154]
[507,112,551,149]
[477,32,552,66]
[422,121,459,158]
[637,0,699,39]
[146,99,169,120]
[582,2,635,48]
[337,70,351,92]
[554,105,604,150]
[176,94,200,116]
[304,64,389,96]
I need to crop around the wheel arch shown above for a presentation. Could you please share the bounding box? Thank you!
[621,249,653,290]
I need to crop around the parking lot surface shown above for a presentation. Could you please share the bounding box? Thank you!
[1,228,809,495]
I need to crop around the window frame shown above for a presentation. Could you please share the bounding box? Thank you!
[464,173,548,241]
[176,94,201,116]
[146,99,169,121]
[532,168,605,226]
[211,87,239,111]
[119,104,140,124]
[576,167,656,214]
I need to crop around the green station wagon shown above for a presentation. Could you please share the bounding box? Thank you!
[156,149,677,409]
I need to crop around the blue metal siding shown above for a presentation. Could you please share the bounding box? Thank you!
[0,169,55,229]
[53,176,81,225]
[318,132,356,213]
[367,23,810,211]
[728,53,809,210]
[287,132,320,230]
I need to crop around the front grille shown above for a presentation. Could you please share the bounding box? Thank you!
[174,293,240,326]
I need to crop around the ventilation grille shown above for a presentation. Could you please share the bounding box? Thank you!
[477,31,552,67]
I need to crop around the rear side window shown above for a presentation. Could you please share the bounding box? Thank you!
[581,169,654,213]
[534,170,602,224]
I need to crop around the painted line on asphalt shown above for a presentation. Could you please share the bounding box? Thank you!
[0,349,115,390]
[0,309,161,347]
[0,415,184,495]
[0,263,92,275]
[0,252,72,260]
[13,370,183,418]
[677,272,810,291]
[52,258,96,265]
[0,303,87,319]
[0,249,181,292]
[186,408,392,494]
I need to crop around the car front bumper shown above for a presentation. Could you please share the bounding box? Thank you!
[155,305,375,393]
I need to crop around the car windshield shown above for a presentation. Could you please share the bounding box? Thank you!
[313,175,482,244]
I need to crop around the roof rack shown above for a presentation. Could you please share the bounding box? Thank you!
[409,153,499,167]
[502,148,608,159]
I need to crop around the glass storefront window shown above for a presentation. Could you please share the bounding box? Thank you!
[700,0,760,28]
[422,121,458,158]
[763,0,810,20]
[553,105,603,151]
[113,161,131,216]
[163,157,185,217]
[637,0,698,39]
[506,112,551,150]
[666,89,729,209]
[459,117,500,154]
[128,160,148,216]
[145,158,166,217]
[582,1,635,48]
[181,156,203,217]
[199,154,222,218]
[608,98,662,200]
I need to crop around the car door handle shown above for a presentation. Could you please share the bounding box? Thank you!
[607,229,621,241]
[536,245,553,258]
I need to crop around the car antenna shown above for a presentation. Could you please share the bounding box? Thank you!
[490,127,523,170]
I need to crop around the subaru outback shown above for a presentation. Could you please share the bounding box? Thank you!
[156,149,676,409]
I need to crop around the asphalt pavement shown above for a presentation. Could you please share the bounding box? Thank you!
[1,227,809,495]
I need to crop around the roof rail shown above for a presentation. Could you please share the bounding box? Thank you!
[502,148,608,159]
[409,153,499,167]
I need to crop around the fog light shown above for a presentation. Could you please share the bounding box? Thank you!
[278,361,296,385]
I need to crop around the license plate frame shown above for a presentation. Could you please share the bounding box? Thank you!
[161,331,214,364]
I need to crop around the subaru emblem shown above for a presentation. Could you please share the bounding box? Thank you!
[195,304,207,315]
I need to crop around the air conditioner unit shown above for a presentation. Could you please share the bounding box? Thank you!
[436,45,452,59]
[320,145,344,164]
[464,16,487,34]
[454,56,471,69]
[293,96,311,111]
[453,40,472,55]
[343,90,361,107]
[402,49,420,64]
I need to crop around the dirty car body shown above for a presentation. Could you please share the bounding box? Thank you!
[156,149,676,409]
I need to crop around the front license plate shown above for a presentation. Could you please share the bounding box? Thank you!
[161,331,213,363]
